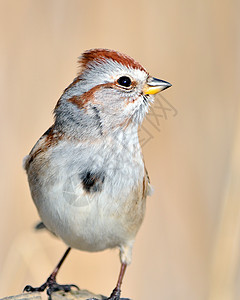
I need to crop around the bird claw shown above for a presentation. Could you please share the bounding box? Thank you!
[46,283,79,295]
[24,284,47,293]
[24,281,79,299]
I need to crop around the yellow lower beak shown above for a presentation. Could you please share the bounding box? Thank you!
[143,77,172,95]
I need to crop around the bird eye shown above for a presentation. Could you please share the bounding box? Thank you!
[117,76,132,88]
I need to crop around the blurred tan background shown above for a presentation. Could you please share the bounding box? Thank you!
[0,0,239,299]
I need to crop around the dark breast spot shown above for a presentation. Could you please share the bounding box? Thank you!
[80,171,105,193]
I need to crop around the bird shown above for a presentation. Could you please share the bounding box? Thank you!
[23,48,171,299]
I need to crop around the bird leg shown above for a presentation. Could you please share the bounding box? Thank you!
[24,247,79,297]
[107,263,127,300]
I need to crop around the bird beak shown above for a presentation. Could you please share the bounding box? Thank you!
[143,77,172,95]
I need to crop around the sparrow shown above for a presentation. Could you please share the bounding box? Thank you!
[23,48,171,299]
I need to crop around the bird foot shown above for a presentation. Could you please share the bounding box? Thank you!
[106,287,131,300]
[24,278,79,298]
[106,287,120,300]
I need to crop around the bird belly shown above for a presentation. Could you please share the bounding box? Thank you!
[27,138,146,252]
[30,171,145,252]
